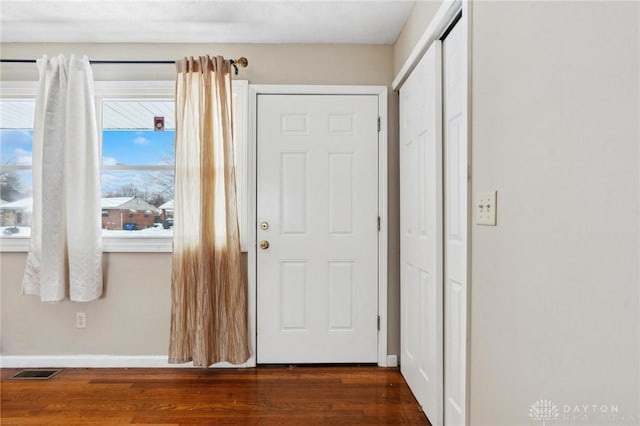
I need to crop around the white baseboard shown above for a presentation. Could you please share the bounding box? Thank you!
[1,354,395,369]
[386,354,398,367]
[0,355,256,369]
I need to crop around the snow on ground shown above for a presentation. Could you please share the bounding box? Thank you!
[0,226,173,238]
[0,226,31,237]
[103,227,172,237]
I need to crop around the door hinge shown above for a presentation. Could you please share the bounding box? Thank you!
[377,116,381,132]
[468,164,472,181]
[377,315,381,331]
[377,216,381,231]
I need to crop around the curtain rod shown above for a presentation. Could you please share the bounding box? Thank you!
[0,57,249,74]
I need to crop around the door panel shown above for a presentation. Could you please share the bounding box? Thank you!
[400,41,444,426]
[257,94,379,364]
[443,21,468,426]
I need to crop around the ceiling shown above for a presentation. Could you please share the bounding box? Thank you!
[0,0,416,44]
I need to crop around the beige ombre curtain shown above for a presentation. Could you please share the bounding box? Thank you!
[169,56,249,367]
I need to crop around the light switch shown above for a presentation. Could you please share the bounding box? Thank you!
[475,191,497,226]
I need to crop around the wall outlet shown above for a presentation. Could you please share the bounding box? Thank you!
[475,191,497,226]
[76,312,87,329]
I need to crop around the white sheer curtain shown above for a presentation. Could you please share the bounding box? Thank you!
[22,55,103,302]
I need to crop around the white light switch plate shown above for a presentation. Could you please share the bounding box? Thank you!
[475,191,497,226]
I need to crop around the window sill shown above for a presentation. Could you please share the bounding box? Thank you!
[0,236,29,252]
[0,236,173,253]
[103,235,173,253]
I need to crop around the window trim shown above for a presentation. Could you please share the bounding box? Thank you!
[0,80,249,253]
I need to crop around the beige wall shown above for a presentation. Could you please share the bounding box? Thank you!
[1,252,172,355]
[0,43,392,84]
[393,0,441,76]
[469,1,639,424]
[0,42,400,357]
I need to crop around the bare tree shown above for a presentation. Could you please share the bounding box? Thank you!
[147,193,167,208]
[105,183,144,199]
[145,169,174,201]
[0,170,23,201]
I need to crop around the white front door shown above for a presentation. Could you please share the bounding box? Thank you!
[400,41,444,425]
[256,94,379,364]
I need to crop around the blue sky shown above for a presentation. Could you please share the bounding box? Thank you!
[1,129,175,199]
[103,130,175,166]
[0,129,175,166]
[0,130,32,166]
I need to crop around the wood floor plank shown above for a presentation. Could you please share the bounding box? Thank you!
[1,367,430,425]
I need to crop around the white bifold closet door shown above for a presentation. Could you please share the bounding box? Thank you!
[443,20,467,426]
[400,40,444,425]
[400,18,468,426]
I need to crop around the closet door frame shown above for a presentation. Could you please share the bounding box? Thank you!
[393,1,471,424]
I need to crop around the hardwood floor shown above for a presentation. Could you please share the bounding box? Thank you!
[1,366,430,425]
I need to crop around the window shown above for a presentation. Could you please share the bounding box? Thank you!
[0,98,35,240]
[0,80,248,252]
[100,99,175,239]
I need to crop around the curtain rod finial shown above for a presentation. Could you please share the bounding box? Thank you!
[235,57,248,68]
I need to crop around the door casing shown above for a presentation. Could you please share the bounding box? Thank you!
[247,85,389,367]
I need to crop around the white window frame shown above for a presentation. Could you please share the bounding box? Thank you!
[96,81,175,252]
[0,80,249,253]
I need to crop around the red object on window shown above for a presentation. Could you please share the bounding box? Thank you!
[154,116,165,131]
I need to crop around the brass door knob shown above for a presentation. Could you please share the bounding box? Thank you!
[259,240,270,250]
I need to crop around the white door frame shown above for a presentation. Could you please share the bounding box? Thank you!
[247,85,389,367]
[393,0,471,424]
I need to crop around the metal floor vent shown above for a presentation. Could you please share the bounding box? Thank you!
[10,369,61,380]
